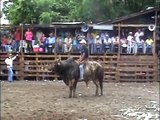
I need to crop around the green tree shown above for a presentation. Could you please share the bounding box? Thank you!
[2,0,156,25]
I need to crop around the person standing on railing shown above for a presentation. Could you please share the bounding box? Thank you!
[13,28,21,52]
[4,53,18,82]
[25,28,33,52]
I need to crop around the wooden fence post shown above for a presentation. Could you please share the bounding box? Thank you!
[35,53,38,81]
[19,53,24,80]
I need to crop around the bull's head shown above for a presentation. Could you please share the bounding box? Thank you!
[48,58,62,73]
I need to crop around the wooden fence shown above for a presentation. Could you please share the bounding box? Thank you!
[158,54,160,81]
[0,53,159,82]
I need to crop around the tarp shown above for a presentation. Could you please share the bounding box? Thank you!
[93,25,113,30]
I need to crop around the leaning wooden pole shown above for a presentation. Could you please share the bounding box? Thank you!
[154,10,158,81]
[118,23,121,56]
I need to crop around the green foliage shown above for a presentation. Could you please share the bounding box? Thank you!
[39,12,52,24]
[2,0,156,25]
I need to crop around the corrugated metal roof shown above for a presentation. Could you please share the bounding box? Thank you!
[97,8,160,24]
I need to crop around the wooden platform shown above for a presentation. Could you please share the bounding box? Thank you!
[0,53,159,82]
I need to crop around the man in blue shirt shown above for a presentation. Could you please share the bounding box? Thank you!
[46,33,56,53]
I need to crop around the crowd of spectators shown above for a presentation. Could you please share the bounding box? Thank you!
[0,28,155,54]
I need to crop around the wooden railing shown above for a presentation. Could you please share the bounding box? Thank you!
[0,53,159,82]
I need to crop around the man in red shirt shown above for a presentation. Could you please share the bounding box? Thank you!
[14,28,21,52]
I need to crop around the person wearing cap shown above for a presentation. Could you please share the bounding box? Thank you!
[127,32,134,54]
[95,35,103,53]
[78,39,89,80]
[4,53,18,82]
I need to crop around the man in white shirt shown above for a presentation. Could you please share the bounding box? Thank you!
[134,29,144,43]
[5,53,18,82]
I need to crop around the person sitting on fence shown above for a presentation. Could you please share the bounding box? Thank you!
[5,35,13,52]
[64,33,72,53]
[145,36,154,54]
[1,35,8,52]
[45,33,56,53]
[5,53,18,82]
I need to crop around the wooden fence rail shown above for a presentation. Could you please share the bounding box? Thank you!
[0,53,159,82]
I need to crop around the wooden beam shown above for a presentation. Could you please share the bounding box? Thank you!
[113,24,155,27]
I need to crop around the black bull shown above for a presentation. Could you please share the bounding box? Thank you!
[50,58,104,98]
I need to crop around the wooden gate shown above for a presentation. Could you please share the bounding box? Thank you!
[116,55,158,81]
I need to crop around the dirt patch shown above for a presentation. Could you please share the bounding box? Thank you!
[1,81,159,120]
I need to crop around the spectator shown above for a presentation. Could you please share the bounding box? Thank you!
[111,36,119,53]
[64,33,72,53]
[103,34,112,53]
[145,36,154,54]
[127,32,134,54]
[40,33,47,52]
[72,36,80,53]
[94,35,103,54]
[13,28,21,52]
[3,35,13,52]
[4,53,18,82]
[134,29,144,54]
[45,33,56,53]
[1,35,8,52]
[134,29,144,43]
[137,36,145,54]
[120,37,127,53]
[25,28,33,52]
[56,36,64,53]
[87,33,94,54]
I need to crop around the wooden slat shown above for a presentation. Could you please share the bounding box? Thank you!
[0,53,158,82]
[119,79,156,82]
[118,73,157,76]
[117,68,155,72]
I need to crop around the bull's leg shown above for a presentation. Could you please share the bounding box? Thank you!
[72,80,77,98]
[99,80,103,96]
[85,79,89,88]
[69,80,73,98]
[92,80,99,96]
[69,86,73,98]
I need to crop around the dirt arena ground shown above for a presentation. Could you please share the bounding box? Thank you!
[1,81,159,120]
